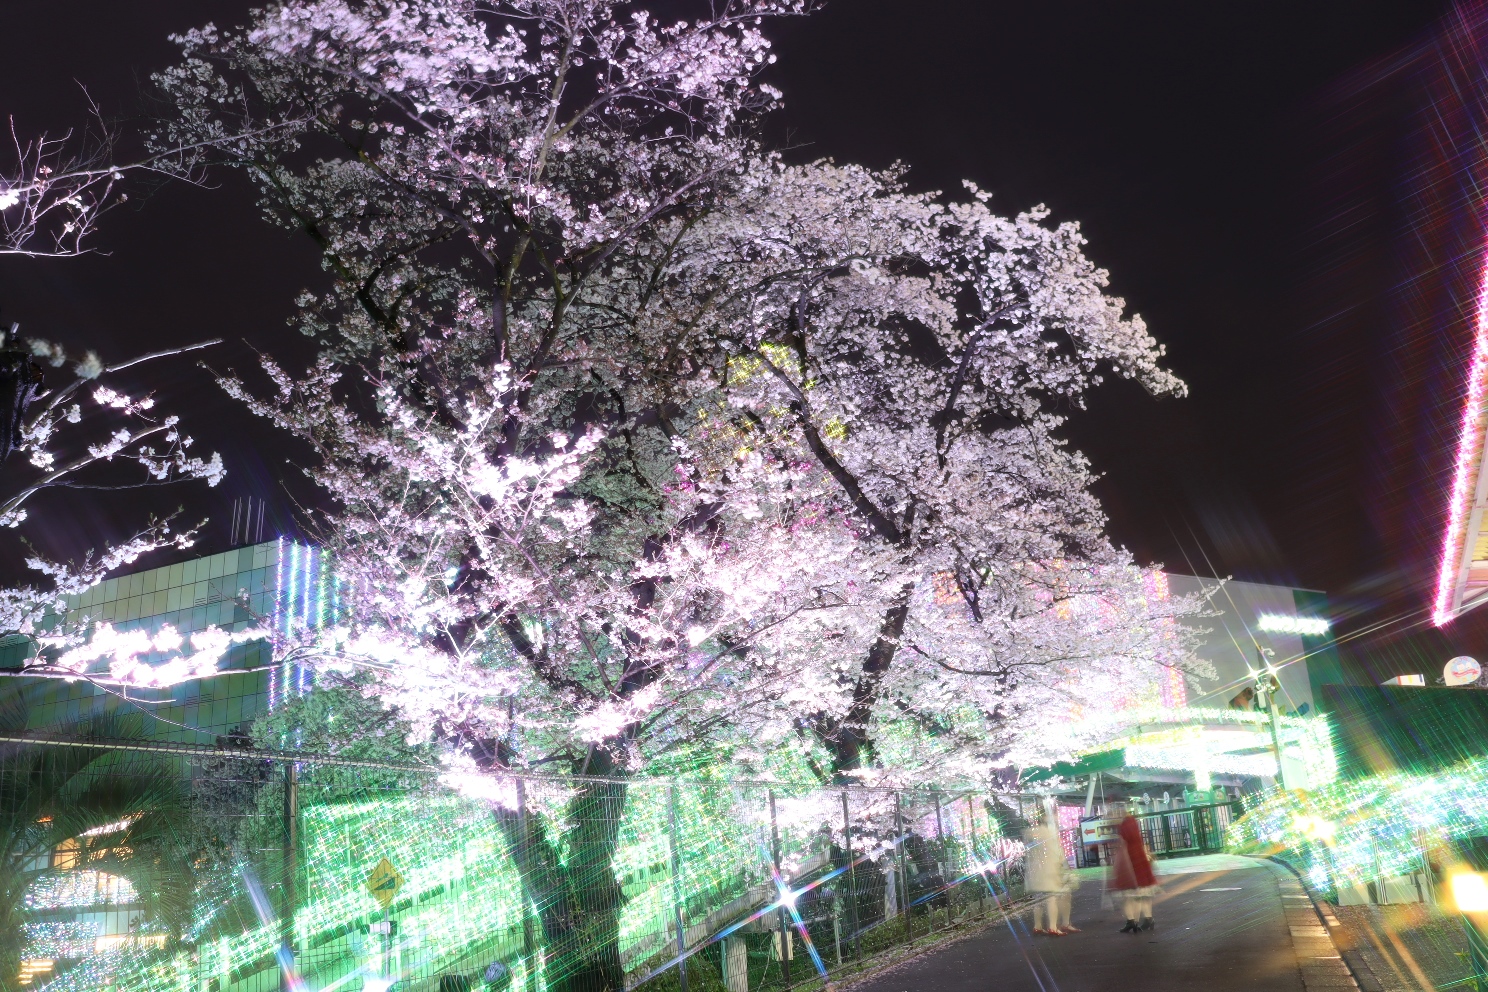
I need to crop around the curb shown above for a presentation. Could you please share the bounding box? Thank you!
[1267,856,1374,991]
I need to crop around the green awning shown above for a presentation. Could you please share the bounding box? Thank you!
[1020,748,1126,783]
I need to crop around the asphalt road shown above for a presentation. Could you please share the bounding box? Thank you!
[852,855,1330,992]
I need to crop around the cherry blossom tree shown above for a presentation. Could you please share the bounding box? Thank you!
[0,329,228,681]
[664,162,1202,781]
[153,1,1199,986]
[155,3,822,985]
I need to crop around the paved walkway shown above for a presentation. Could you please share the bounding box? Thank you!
[850,856,1355,992]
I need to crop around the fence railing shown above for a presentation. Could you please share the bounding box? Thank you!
[1066,801,1242,869]
[4,735,1058,992]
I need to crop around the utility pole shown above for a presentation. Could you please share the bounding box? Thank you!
[1255,650,1287,789]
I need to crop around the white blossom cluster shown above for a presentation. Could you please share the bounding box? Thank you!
[0,337,223,671]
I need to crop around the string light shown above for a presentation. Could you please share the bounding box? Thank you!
[1231,750,1488,889]
[20,922,98,959]
[24,871,137,910]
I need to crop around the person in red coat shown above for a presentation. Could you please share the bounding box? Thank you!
[1110,806,1157,932]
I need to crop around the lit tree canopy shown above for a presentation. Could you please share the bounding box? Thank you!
[155,0,1200,786]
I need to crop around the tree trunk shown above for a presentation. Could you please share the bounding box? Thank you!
[494,754,630,992]
[822,581,916,779]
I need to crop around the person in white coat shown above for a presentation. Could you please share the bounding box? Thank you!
[1025,809,1079,935]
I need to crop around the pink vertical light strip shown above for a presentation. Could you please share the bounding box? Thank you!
[1433,261,1488,626]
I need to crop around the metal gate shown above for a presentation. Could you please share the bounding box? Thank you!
[1066,801,1242,867]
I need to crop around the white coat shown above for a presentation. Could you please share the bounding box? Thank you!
[1025,823,1068,894]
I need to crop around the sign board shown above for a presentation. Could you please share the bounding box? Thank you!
[367,857,404,909]
[1446,656,1482,687]
[1079,818,1120,845]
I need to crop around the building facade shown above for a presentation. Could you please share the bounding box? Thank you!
[3,539,333,742]
[4,539,331,985]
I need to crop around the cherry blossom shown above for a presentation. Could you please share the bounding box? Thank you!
[0,331,224,676]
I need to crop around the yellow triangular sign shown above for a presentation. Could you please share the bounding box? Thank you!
[366,857,404,909]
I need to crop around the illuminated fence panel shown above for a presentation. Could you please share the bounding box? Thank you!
[5,738,1037,992]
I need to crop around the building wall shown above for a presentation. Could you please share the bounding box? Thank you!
[1165,574,1334,715]
[4,541,338,975]
[3,539,332,741]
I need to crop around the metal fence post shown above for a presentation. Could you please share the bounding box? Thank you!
[931,790,944,934]
[668,783,689,992]
[516,777,536,964]
[1465,916,1488,992]
[966,794,982,917]
[895,792,910,945]
[281,761,298,992]
[770,790,791,988]
[842,791,862,963]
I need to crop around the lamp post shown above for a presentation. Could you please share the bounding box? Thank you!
[1252,651,1287,789]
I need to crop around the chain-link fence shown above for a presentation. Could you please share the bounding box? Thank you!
[2,733,1060,992]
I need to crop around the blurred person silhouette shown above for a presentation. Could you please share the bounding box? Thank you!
[1109,803,1157,932]
[1025,799,1079,935]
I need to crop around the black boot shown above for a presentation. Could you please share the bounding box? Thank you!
[1120,920,1139,933]
[1140,916,1154,931]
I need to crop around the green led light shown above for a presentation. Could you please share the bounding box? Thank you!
[1230,751,1488,890]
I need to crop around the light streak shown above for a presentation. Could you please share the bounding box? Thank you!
[288,541,302,702]
[298,542,309,632]
[1434,259,1488,626]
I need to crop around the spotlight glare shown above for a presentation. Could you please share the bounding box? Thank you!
[1453,872,1488,913]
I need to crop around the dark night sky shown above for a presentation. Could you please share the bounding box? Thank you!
[1,0,1483,679]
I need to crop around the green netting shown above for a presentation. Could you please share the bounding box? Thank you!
[9,739,1029,992]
